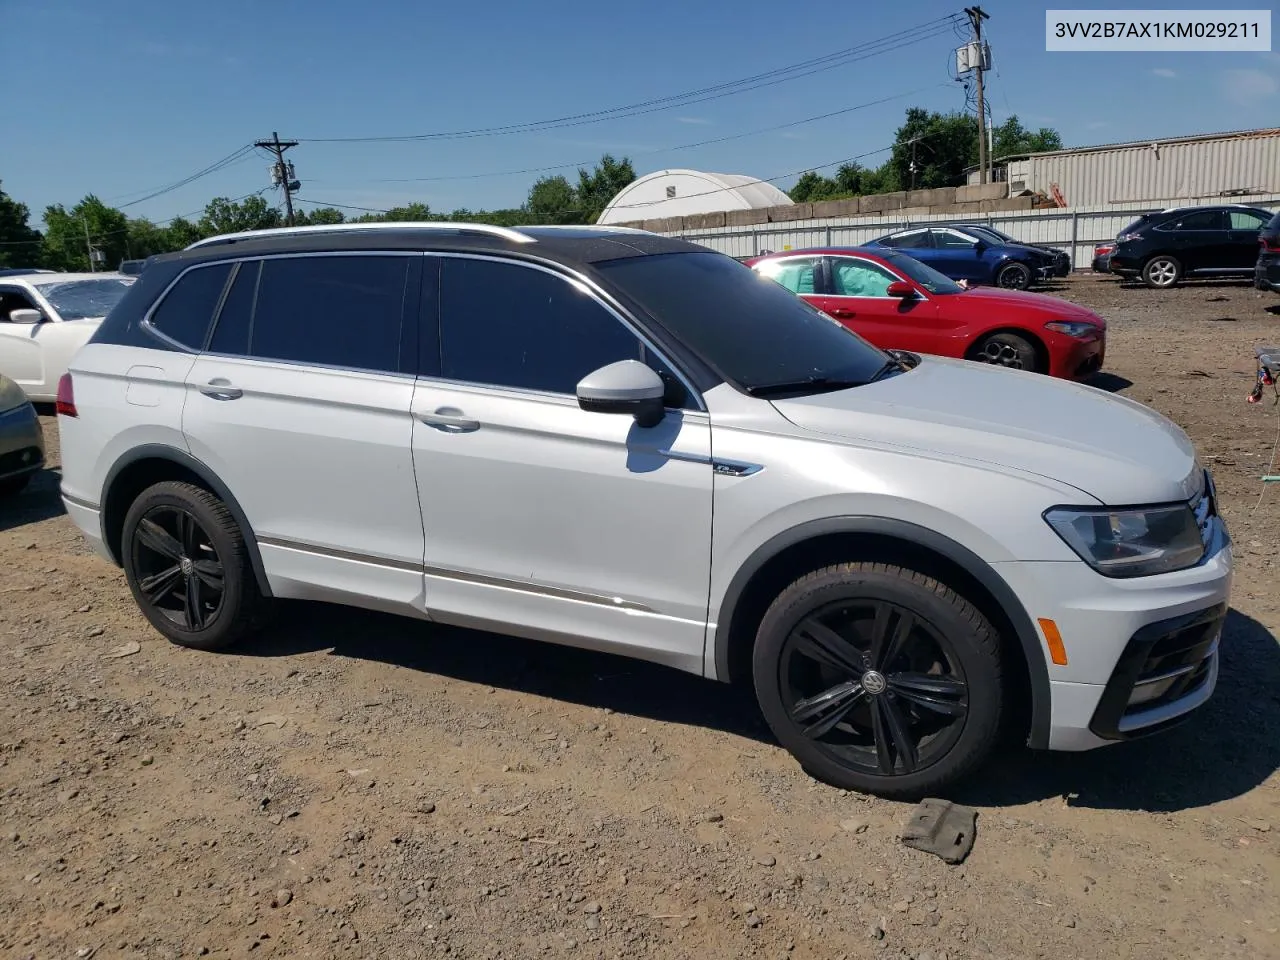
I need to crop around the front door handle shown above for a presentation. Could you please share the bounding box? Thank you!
[829,307,856,319]
[420,407,480,432]
[199,378,242,401]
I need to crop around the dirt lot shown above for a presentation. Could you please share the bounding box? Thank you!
[2,274,1279,960]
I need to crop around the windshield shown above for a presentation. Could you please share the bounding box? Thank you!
[596,251,892,393]
[965,225,1010,244]
[876,250,965,295]
[33,277,134,320]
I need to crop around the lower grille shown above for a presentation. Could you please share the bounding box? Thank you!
[1089,603,1226,741]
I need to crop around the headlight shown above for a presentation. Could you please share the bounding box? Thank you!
[0,377,29,414]
[1044,504,1204,578]
[1044,320,1098,338]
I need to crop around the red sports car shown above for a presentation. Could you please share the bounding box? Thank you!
[746,246,1106,380]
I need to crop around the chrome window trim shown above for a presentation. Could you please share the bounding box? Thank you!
[140,251,422,376]
[427,251,707,413]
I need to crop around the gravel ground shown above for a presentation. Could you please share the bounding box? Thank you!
[2,274,1278,960]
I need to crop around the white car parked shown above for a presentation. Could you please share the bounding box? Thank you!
[0,272,135,401]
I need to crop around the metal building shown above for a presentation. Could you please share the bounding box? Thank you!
[975,127,1280,207]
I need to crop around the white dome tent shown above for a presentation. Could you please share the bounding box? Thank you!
[597,169,792,225]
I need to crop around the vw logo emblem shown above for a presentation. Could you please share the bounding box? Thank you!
[179,556,194,577]
[861,670,887,696]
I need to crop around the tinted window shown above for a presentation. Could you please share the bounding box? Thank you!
[208,260,259,355]
[885,230,931,250]
[754,257,820,294]
[878,251,963,295]
[249,256,409,372]
[595,251,889,392]
[830,258,897,297]
[148,263,232,348]
[440,257,641,395]
[1229,210,1269,230]
[1174,210,1225,231]
[933,230,978,249]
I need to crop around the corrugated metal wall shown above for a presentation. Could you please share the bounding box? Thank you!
[1025,133,1280,207]
[657,193,1280,267]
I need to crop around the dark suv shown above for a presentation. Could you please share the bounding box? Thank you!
[1108,204,1274,289]
[1256,210,1280,295]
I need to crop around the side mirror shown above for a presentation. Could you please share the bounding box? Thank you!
[8,308,44,324]
[886,280,915,298]
[972,239,987,253]
[576,360,666,428]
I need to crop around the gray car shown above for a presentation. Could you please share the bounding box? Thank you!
[0,371,45,496]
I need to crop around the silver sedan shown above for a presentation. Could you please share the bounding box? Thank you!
[0,372,45,497]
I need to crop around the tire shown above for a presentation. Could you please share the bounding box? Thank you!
[970,331,1040,372]
[0,474,31,497]
[1142,255,1181,289]
[995,261,1033,290]
[752,562,1004,799]
[121,480,266,651]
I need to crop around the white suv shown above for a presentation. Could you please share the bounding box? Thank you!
[56,223,1232,798]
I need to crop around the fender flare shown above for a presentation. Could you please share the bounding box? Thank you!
[713,516,1051,749]
[100,443,273,598]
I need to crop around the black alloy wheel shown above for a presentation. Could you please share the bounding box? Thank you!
[121,480,266,650]
[753,563,1003,798]
[131,505,225,631]
[996,261,1033,290]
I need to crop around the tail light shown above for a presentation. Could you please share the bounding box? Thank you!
[55,373,77,418]
[1260,235,1280,253]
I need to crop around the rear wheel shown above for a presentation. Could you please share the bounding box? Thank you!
[121,481,266,651]
[1142,255,1181,289]
[752,562,1004,799]
[996,261,1033,290]
[971,332,1040,372]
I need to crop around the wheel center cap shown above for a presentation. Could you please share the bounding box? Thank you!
[179,556,194,577]
[861,670,887,695]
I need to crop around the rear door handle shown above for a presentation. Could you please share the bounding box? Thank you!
[199,378,242,400]
[420,407,480,432]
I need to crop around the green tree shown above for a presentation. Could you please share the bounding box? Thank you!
[199,195,281,236]
[525,175,580,223]
[888,107,979,190]
[42,196,130,272]
[991,115,1064,159]
[125,217,177,262]
[165,217,204,250]
[295,207,346,226]
[379,202,435,222]
[575,155,635,223]
[0,182,43,269]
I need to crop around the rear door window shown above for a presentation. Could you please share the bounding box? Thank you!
[147,262,233,349]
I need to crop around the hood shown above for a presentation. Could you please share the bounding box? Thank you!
[954,287,1106,327]
[769,356,1199,505]
[999,242,1053,261]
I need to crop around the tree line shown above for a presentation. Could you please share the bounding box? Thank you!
[0,108,1062,273]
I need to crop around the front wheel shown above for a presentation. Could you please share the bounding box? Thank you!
[121,480,267,651]
[971,331,1040,372]
[996,261,1033,290]
[753,562,1004,799]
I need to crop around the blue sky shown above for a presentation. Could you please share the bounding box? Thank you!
[3,0,1277,226]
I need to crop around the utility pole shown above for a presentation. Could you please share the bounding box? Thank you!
[82,216,95,272]
[965,6,991,184]
[256,131,300,227]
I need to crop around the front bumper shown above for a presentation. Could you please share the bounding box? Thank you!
[0,402,46,481]
[993,506,1232,753]
[1049,335,1106,381]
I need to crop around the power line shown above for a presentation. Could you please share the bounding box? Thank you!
[293,16,965,144]
[113,145,258,209]
[309,84,949,187]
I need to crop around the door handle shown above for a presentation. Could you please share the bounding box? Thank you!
[420,407,480,432]
[198,378,243,400]
[829,307,856,319]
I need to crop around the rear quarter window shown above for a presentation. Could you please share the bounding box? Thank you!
[147,263,233,349]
